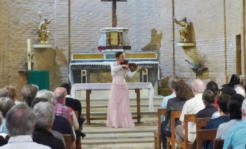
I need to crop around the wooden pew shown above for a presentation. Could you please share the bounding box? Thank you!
[196,117,217,149]
[166,111,182,149]
[74,110,82,149]
[213,139,224,149]
[63,134,72,149]
[196,129,217,149]
[154,108,166,149]
[196,117,210,130]
[177,114,196,149]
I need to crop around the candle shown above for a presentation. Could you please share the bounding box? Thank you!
[27,39,32,70]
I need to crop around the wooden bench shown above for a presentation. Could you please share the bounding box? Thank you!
[166,111,182,149]
[154,108,166,149]
[63,134,72,149]
[213,139,224,149]
[177,114,196,149]
[196,129,217,149]
[74,110,82,149]
[196,117,218,149]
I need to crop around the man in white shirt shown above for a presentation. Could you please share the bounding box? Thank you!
[0,104,50,149]
[175,79,206,143]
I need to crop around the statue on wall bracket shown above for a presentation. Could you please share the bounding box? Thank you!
[38,18,52,44]
[174,17,195,47]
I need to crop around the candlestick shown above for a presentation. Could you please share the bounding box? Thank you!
[27,39,32,71]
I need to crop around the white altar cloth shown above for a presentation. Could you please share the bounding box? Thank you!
[71,82,154,111]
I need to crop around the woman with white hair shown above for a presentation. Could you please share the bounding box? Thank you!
[32,102,65,149]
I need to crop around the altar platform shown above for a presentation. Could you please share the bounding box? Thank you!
[69,52,160,91]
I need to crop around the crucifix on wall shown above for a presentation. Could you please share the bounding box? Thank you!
[101,0,127,27]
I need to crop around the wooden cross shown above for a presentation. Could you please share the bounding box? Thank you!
[101,0,127,27]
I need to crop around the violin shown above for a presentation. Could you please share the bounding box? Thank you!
[121,60,147,72]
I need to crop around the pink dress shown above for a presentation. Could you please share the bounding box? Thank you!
[106,63,136,128]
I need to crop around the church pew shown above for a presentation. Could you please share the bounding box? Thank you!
[154,108,166,149]
[167,110,182,149]
[177,114,196,149]
[63,134,72,149]
[196,117,210,130]
[74,110,82,149]
[196,129,217,149]
[213,139,224,149]
[196,117,212,149]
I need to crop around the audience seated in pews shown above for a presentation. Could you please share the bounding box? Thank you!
[216,94,244,140]
[206,81,219,109]
[202,93,231,149]
[160,78,178,122]
[223,99,246,148]
[161,80,191,149]
[205,94,230,129]
[32,102,65,149]
[21,84,39,107]
[53,87,78,146]
[36,90,55,103]
[61,83,85,138]
[0,104,50,149]
[175,79,205,143]
[196,89,217,118]
[0,97,15,135]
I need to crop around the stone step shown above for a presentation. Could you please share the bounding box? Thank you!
[82,106,159,113]
[82,142,154,149]
[79,97,163,102]
[82,111,157,116]
[82,137,154,145]
[81,103,161,108]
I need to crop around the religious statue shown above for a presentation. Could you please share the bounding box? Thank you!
[174,17,191,43]
[38,18,52,44]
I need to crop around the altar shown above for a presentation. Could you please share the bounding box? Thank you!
[71,82,154,124]
[69,0,160,92]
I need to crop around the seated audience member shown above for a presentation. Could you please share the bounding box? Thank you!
[31,97,50,108]
[0,104,50,149]
[31,98,65,145]
[61,83,85,138]
[203,94,231,149]
[21,84,39,107]
[36,90,55,103]
[216,94,244,139]
[54,87,79,138]
[234,85,246,98]
[206,81,219,108]
[161,80,190,149]
[223,74,240,89]
[223,99,246,149]
[175,79,206,143]
[196,89,217,118]
[0,97,15,134]
[33,102,65,149]
[160,78,178,121]
[54,87,72,122]
[205,94,230,129]
[0,89,8,98]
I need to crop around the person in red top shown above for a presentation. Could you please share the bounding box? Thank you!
[54,87,72,123]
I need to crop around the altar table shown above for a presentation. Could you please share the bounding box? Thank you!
[71,82,154,124]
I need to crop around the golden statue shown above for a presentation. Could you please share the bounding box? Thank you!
[38,18,52,44]
[174,17,191,43]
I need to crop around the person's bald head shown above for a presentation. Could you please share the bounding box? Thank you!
[191,79,206,94]
[54,87,67,104]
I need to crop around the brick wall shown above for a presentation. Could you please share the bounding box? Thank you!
[0,0,245,95]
